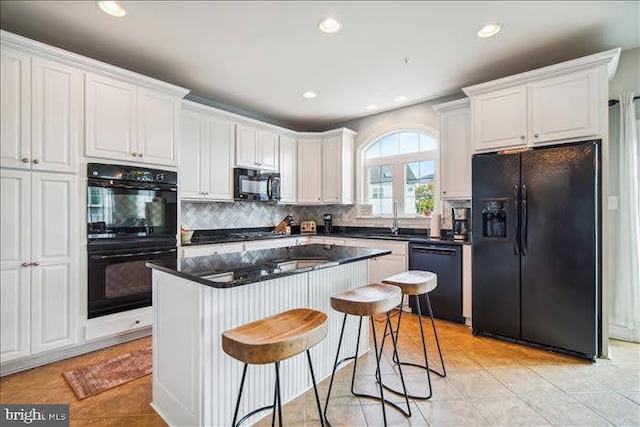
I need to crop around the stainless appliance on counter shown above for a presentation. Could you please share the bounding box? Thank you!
[472,140,600,359]
[234,168,281,202]
[452,208,470,240]
[87,163,178,318]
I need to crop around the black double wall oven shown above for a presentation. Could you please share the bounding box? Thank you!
[87,163,178,319]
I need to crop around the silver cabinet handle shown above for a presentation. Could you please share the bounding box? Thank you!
[534,133,539,138]
[21,158,30,163]
[134,319,141,324]
[520,135,525,140]
[132,152,138,157]
[32,159,40,164]
[138,153,144,158]
[33,261,39,266]
[21,262,30,267]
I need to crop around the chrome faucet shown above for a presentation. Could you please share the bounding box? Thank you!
[390,200,399,235]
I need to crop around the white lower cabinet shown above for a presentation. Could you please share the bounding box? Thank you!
[84,307,152,342]
[0,169,77,363]
[327,238,408,283]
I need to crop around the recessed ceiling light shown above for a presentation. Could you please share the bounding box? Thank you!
[302,91,317,99]
[318,17,341,34]
[97,1,126,18]
[365,104,378,111]
[394,96,408,103]
[477,23,501,38]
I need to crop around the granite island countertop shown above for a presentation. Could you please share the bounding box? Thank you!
[147,244,391,288]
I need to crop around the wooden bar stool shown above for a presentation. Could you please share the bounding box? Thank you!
[380,270,446,400]
[222,308,328,427]
[324,284,411,427]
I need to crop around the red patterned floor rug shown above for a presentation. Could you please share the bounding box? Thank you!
[62,346,152,399]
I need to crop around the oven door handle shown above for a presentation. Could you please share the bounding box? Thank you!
[89,248,177,260]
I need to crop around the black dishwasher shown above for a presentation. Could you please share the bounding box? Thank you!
[408,243,463,324]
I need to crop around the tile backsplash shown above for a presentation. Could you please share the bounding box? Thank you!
[181,199,471,231]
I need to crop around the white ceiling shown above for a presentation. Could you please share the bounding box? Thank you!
[1,1,639,130]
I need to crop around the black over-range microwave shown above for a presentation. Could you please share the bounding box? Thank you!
[234,168,281,202]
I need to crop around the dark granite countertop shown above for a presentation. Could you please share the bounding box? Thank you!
[148,244,391,288]
[183,226,471,246]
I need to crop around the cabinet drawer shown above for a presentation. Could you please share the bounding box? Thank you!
[181,243,244,258]
[85,307,152,341]
[343,238,408,255]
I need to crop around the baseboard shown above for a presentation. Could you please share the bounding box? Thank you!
[0,327,151,377]
[609,323,640,343]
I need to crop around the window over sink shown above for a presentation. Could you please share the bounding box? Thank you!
[362,130,439,216]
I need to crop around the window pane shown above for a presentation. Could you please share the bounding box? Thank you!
[381,165,393,182]
[368,166,381,184]
[404,160,435,215]
[419,133,437,151]
[380,134,398,157]
[398,132,420,154]
[365,141,381,159]
[380,198,393,215]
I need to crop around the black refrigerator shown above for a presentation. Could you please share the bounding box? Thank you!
[471,140,601,360]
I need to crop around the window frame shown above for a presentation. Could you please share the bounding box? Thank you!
[357,126,440,219]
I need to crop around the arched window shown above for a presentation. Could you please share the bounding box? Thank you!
[363,130,438,216]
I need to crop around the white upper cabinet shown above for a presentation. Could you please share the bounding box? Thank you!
[471,86,527,151]
[464,49,619,153]
[528,68,599,144]
[137,88,179,165]
[235,124,279,171]
[297,137,323,203]
[278,135,297,204]
[1,47,30,171]
[180,103,234,201]
[86,72,137,161]
[86,72,182,167]
[1,48,81,173]
[433,98,472,199]
[297,129,355,205]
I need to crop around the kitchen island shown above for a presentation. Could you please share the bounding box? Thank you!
[147,244,390,427]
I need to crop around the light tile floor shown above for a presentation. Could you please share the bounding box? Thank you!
[1,313,638,426]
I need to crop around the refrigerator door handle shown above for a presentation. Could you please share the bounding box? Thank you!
[513,184,520,255]
[521,184,528,255]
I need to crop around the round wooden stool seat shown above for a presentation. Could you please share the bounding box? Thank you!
[222,308,328,365]
[382,270,437,296]
[330,284,402,317]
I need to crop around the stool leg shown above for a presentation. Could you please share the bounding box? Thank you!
[415,295,434,399]
[232,363,249,427]
[370,315,388,426]
[274,362,283,427]
[386,311,411,417]
[349,316,364,395]
[306,350,325,427]
[424,293,447,377]
[323,313,348,421]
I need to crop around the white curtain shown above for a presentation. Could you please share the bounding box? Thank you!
[610,92,640,342]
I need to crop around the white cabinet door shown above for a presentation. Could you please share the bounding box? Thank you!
[369,254,407,284]
[31,57,82,173]
[137,89,178,166]
[322,136,341,203]
[86,72,137,161]
[30,173,77,354]
[279,135,296,204]
[440,105,471,199]
[235,124,258,168]
[258,130,279,171]
[529,68,599,144]
[0,169,31,362]
[206,116,234,200]
[473,86,527,151]
[0,47,31,170]
[297,138,322,203]
[179,109,205,199]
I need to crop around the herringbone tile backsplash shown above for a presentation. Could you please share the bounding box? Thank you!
[181,199,470,231]
[181,202,352,230]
